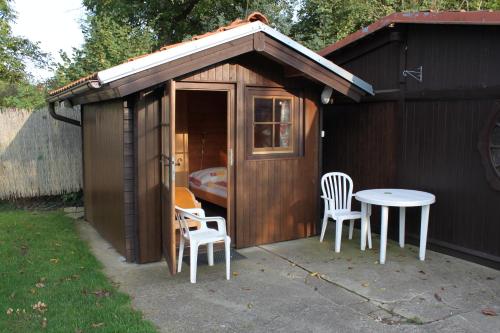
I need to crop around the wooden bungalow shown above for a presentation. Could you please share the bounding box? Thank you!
[47,13,373,273]
[319,11,500,268]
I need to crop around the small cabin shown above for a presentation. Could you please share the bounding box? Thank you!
[319,11,500,268]
[48,13,373,273]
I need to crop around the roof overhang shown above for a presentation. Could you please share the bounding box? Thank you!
[49,21,374,104]
[319,11,500,56]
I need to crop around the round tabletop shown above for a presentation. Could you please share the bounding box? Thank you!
[355,189,435,207]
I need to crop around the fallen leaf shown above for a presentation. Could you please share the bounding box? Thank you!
[434,293,442,302]
[36,283,45,288]
[481,308,498,316]
[6,308,13,315]
[232,272,239,277]
[49,258,59,264]
[247,303,253,309]
[32,301,47,313]
[309,272,319,277]
[92,322,104,328]
[347,266,353,270]
[362,282,369,287]
[418,270,426,275]
[92,290,111,298]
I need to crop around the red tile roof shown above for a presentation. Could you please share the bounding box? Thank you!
[49,12,269,96]
[319,11,500,56]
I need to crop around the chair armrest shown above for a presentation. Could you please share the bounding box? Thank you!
[182,208,205,218]
[197,216,227,234]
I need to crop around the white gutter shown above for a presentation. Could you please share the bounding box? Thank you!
[97,21,374,95]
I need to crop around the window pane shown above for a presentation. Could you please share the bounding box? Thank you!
[275,124,291,148]
[254,124,273,148]
[254,98,273,122]
[275,99,291,122]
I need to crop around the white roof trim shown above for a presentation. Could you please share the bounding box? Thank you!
[97,21,374,95]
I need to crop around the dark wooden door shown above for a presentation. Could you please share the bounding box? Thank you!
[161,80,177,274]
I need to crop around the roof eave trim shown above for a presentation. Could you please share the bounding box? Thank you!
[97,21,373,96]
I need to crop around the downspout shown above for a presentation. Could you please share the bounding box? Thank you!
[48,101,81,127]
[47,79,102,127]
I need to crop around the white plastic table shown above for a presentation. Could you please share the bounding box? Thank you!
[355,189,436,264]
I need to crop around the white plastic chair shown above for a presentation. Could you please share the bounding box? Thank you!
[320,172,372,252]
[175,206,231,283]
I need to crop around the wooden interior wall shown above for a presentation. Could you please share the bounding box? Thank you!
[82,99,126,256]
[180,54,320,247]
[175,92,189,186]
[135,90,162,263]
[184,90,227,173]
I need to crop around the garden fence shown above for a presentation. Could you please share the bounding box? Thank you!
[0,107,82,199]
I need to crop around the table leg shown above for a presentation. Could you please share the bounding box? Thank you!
[399,207,406,248]
[380,206,389,264]
[419,205,430,261]
[360,202,367,251]
[367,204,372,249]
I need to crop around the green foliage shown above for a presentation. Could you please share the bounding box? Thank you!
[0,0,48,83]
[0,208,157,332]
[292,0,500,51]
[50,14,156,88]
[0,80,46,109]
[0,0,48,109]
[82,0,296,46]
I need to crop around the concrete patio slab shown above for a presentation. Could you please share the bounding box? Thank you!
[76,220,500,333]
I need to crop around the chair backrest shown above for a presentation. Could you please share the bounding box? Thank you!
[321,172,354,211]
[175,206,196,239]
[175,187,201,209]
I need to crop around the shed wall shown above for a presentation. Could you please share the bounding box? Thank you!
[83,99,127,257]
[323,24,500,266]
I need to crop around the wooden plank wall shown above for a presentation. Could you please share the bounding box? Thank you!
[181,54,320,247]
[323,24,500,265]
[123,100,136,261]
[400,99,500,259]
[135,91,162,263]
[176,90,228,174]
[82,99,126,256]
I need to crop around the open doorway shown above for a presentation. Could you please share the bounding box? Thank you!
[175,88,230,228]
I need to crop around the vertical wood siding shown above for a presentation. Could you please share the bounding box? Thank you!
[180,54,320,247]
[135,91,162,263]
[324,24,500,264]
[83,99,126,256]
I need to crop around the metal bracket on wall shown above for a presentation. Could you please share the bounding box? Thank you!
[403,66,423,83]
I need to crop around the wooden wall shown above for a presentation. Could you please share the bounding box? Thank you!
[180,54,320,247]
[176,90,227,174]
[82,99,126,257]
[323,24,500,266]
[135,90,162,263]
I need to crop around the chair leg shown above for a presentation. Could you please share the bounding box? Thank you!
[367,220,372,249]
[348,220,354,240]
[190,242,199,284]
[207,243,214,266]
[320,214,329,242]
[177,237,185,273]
[225,236,231,280]
[335,219,343,253]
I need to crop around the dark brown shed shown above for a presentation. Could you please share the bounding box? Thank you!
[47,13,372,273]
[320,11,500,269]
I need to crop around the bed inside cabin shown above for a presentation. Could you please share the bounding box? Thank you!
[175,89,228,216]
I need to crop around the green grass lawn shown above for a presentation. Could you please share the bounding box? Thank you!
[0,205,157,333]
